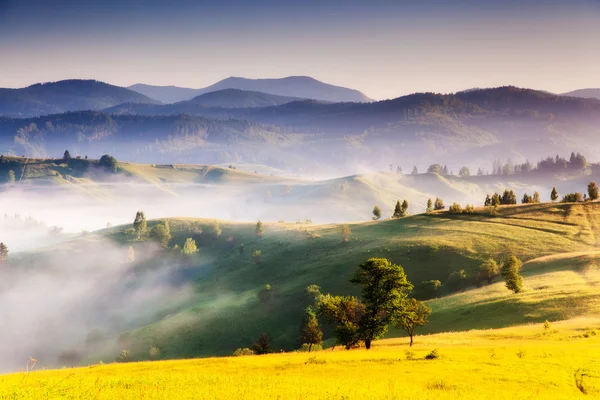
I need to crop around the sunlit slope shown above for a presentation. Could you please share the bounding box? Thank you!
[118,202,600,359]
[3,318,600,400]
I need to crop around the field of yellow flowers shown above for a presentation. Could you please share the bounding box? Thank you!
[2,318,600,400]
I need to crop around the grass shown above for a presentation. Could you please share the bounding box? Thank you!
[96,202,600,361]
[2,318,600,399]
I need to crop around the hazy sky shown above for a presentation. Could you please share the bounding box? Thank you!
[1,0,599,99]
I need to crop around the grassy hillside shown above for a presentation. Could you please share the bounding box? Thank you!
[2,318,600,399]
[97,202,600,361]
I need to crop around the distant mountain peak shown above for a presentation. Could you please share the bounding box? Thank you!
[129,76,372,104]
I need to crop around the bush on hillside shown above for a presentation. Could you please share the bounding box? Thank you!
[561,192,583,203]
[233,348,255,356]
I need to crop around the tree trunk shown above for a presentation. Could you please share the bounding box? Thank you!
[409,334,413,347]
[308,343,312,353]
[365,339,372,349]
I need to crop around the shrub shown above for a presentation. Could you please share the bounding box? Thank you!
[463,204,475,214]
[446,270,468,291]
[405,350,416,360]
[233,348,255,356]
[116,350,132,363]
[413,280,442,300]
[425,349,440,360]
[434,197,445,210]
[561,192,584,203]
[448,202,462,214]
[299,343,323,352]
[149,347,161,359]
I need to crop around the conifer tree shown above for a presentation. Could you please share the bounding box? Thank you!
[426,198,433,213]
[551,187,558,202]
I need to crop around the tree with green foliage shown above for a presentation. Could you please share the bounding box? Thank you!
[99,154,118,172]
[181,238,198,255]
[149,220,171,248]
[449,202,462,214]
[341,224,351,243]
[63,150,72,161]
[532,191,540,203]
[447,269,468,291]
[561,192,584,203]
[501,255,524,293]
[491,193,501,206]
[0,242,8,263]
[392,201,402,218]
[372,205,382,220]
[459,166,470,177]
[551,187,558,202]
[427,164,442,174]
[413,280,442,300]
[299,306,323,352]
[396,298,431,346]
[501,189,517,205]
[350,258,413,349]
[252,249,262,264]
[522,193,532,204]
[210,221,222,238]
[484,194,492,206]
[476,259,499,285]
[426,198,433,213]
[253,333,273,355]
[434,197,445,210]
[317,294,364,349]
[588,182,599,201]
[255,220,265,238]
[258,284,272,304]
[401,200,409,216]
[7,170,15,184]
[133,211,147,239]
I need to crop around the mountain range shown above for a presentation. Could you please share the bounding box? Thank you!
[128,76,372,103]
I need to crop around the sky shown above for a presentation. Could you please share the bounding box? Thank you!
[1,0,599,100]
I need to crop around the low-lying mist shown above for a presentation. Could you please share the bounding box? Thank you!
[0,236,197,373]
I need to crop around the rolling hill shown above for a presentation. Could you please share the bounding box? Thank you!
[6,199,600,372]
[105,89,306,115]
[562,88,600,99]
[0,80,159,117]
[129,76,372,103]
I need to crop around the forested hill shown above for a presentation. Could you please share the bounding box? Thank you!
[0,80,160,118]
[1,87,600,173]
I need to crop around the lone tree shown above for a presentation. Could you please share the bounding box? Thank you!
[392,200,403,218]
[551,187,558,202]
[426,198,433,213]
[149,220,171,248]
[434,197,445,211]
[372,205,382,220]
[255,220,265,238]
[181,238,198,255]
[501,255,524,293]
[99,154,118,172]
[476,258,499,285]
[341,224,352,243]
[133,211,147,239]
[63,150,72,161]
[588,182,599,201]
[459,166,470,177]
[299,306,323,352]
[411,166,418,175]
[253,333,273,355]
[0,242,8,263]
[350,258,413,349]
[396,298,431,346]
